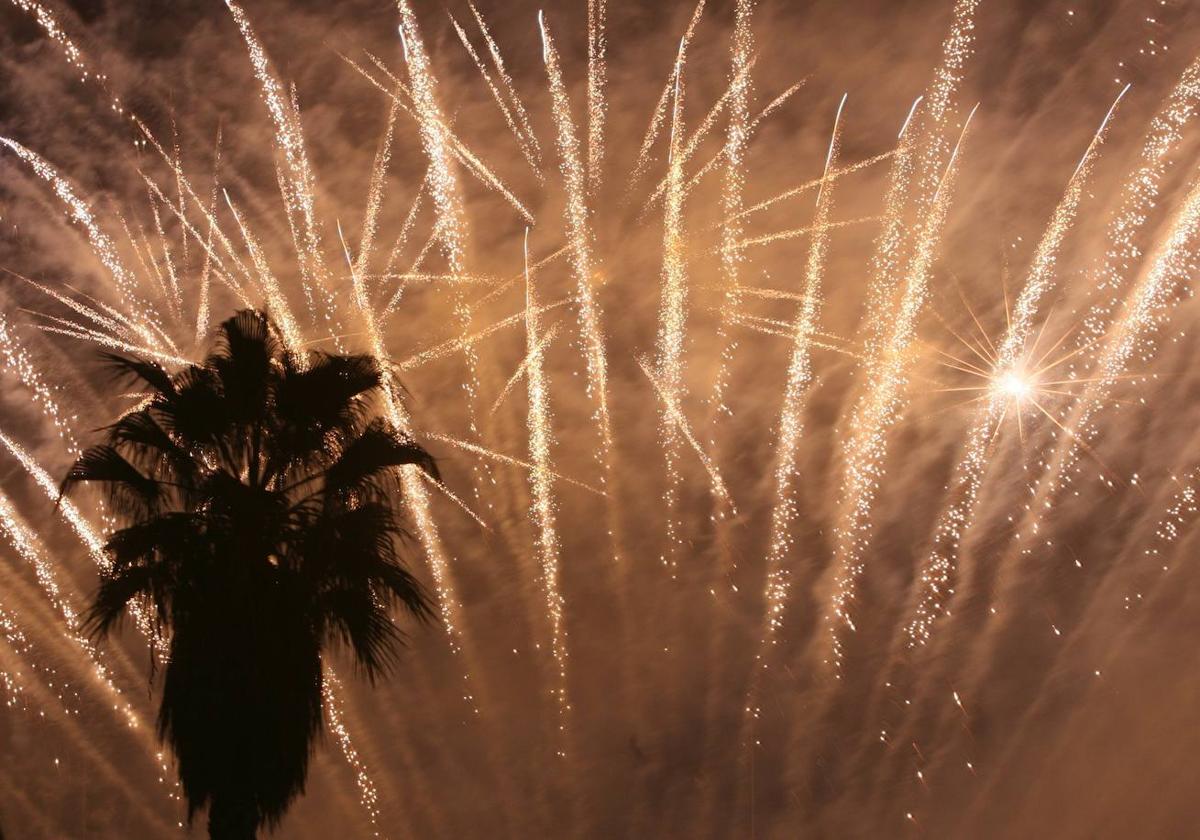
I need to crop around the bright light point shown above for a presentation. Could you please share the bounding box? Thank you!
[997,370,1033,400]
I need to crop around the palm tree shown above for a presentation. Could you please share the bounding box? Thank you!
[61,310,436,839]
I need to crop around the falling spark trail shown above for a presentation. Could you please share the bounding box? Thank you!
[540,10,613,453]
[35,324,191,367]
[466,1,541,162]
[0,491,143,733]
[662,81,801,213]
[420,431,604,498]
[960,169,1200,693]
[0,311,81,456]
[644,56,760,207]
[396,298,571,371]
[449,14,541,176]
[6,0,87,72]
[637,358,733,511]
[344,53,536,226]
[586,0,607,193]
[731,215,882,251]
[628,0,707,190]
[0,138,166,351]
[354,96,402,279]
[0,560,173,833]
[833,91,1131,806]
[396,2,504,519]
[641,80,806,213]
[726,97,845,835]
[825,0,981,671]
[906,85,1128,648]
[522,228,571,755]
[725,152,895,225]
[490,320,566,415]
[322,669,387,839]
[415,469,492,532]
[753,92,845,685]
[875,101,1200,825]
[15,275,140,353]
[136,164,259,310]
[381,170,429,284]
[223,190,306,354]
[0,432,103,561]
[655,34,691,567]
[334,222,477,704]
[958,468,1200,832]
[224,0,343,343]
[879,57,1200,772]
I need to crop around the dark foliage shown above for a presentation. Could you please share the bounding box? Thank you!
[62,310,436,839]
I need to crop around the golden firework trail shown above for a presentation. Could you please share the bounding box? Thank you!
[0,138,167,351]
[7,0,86,73]
[0,424,165,649]
[644,56,760,214]
[341,224,524,840]
[381,169,429,282]
[0,311,80,455]
[637,357,733,512]
[950,466,1200,828]
[628,0,707,190]
[346,52,536,226]
[355,97,402,279]
[904,53,1200,726]
[396,2,505,526]
[224,0,343,343]
[1010,165,1200,605]
[449,14,541,177]
[490,320,566,416]
[335,222,477,711]
[135,158,259,310]
[539,9,613,452]
[0,491,140,730]
[24,269,171,354]
[396,298,571,371]
[146,197,182,322]
[728,102,846,830]
[0,432,102,562]
[420,432,603,498]
[726,152,894,225]
[35,324,191,368]
[466,0,541,164]
[223,190,306,354]
[753,91,845,682]
[882,126,1200,821]
[731,215,882,251]
[905,84,1130,647]
[823,0,980,672]
[322,668,387,839]
[655,35,692,567]
[522,228,571,753]
[658,81,805,216]
[586,0,608,193]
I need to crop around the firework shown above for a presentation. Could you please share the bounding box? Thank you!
[5,1,1200,837]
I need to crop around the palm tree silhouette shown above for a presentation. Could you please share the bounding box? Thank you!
[61,310,436,839]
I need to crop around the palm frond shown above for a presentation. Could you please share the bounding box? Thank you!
[85,564,163,639]
[60,444,164,517]
[322,418,438,501]
[96,350,176,396]
[208,310,278,428]
[104,409,200,487]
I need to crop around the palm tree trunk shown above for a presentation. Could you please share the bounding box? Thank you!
[208,793,257,840]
